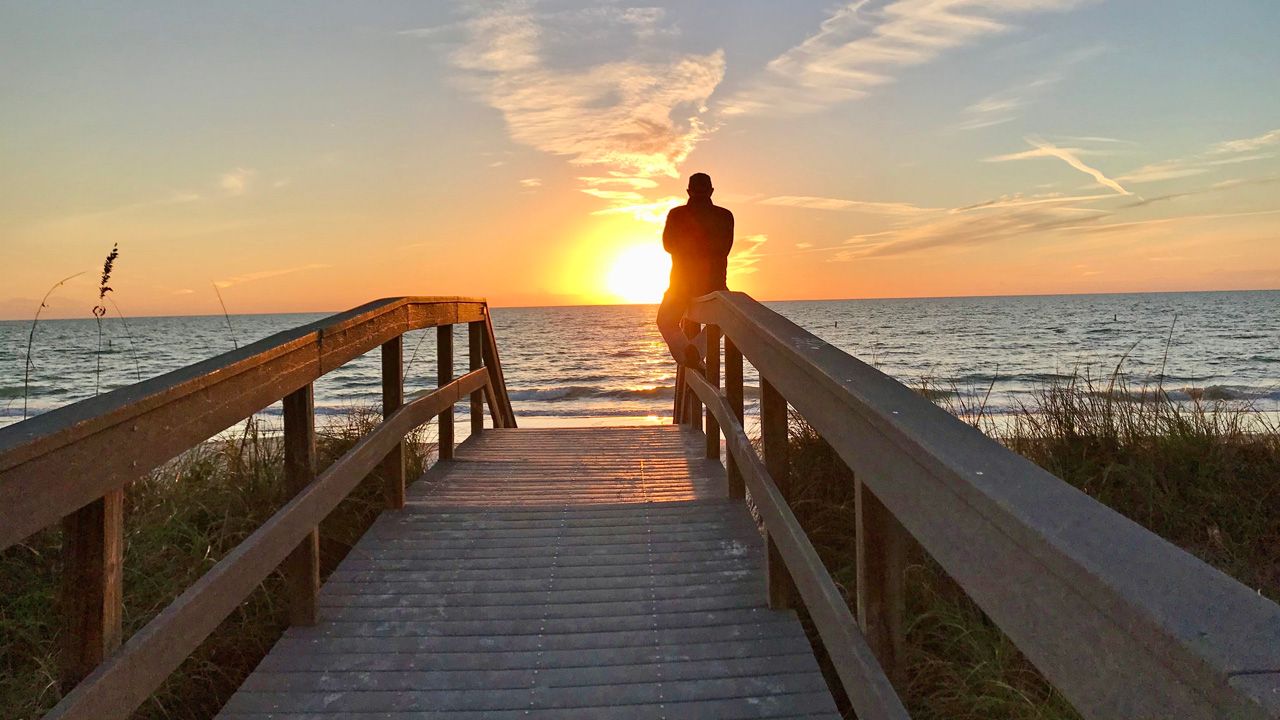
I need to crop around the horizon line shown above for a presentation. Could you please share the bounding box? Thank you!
[4,286,1277,322]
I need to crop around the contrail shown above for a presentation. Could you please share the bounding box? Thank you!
[1025,136,1131,195]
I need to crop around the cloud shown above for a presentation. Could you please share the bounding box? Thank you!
[760,194,938,215]
[953,191,1116,212]
[987,136,1131,195]
[590,196,684,225]
[219,168,256,196]
[1117,128,1278,185]
[834,201,1108,259]
[1211,128,1280,155]
[579,174,659,190]
[519,177,542,188]
[721,0,1093,117]
[213,263,330,289]
[729,234,768,276]
[435,3,723,180]
[953,46,1103,131]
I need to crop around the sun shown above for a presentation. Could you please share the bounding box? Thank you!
[605,243,671,304]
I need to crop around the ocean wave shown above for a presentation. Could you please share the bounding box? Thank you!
[509,385,675,403]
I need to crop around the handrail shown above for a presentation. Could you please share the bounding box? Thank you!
[685,370,909,719]
[46,368,491,720]
[683,290,1280,719]
[0,296,514,549]
[0,296,518,717]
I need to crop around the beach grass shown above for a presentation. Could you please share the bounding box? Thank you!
[2,370,1277,719]
[783,370,1279,719]
[0,407,433,720]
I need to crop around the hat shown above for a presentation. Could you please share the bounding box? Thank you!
[687,172,713,193]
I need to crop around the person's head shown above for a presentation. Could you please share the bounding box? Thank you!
[687,172,713,199]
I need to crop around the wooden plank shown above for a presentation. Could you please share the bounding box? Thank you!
[856,477,907,687]
[685,370,909,720]
[253,636,815,672]
[0,297,487,550]
[468,321,485,437]
[380,337,406,509]
[58,489,123,692]
[216,425,841,720]
[43,369,490,720]
[724,338,745,499]
[281,384,319,626]
[268,620,802,654]
[239,654,819,691]
[689,290,1280,719]
[222,675,832,712]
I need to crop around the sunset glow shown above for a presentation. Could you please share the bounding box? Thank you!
[605,244,672,304]
[0,2,1276,320]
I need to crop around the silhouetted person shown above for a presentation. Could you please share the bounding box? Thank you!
[657,172,733,368]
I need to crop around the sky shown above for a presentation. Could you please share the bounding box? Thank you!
[1,0,1278,319]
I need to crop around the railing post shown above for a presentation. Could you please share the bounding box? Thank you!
[281,384,319,626]
[760,376,795,609]
[705,324,721,459]
[684,321,702,432]
[672,364,683,425]
[724,338,745,499]
[380,336,406,509]
[468,321,484,438]
[59,490,123,691]
[857,477,908,686]
[437,324,454,460]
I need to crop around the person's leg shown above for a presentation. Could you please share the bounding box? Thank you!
[657,293,704,370]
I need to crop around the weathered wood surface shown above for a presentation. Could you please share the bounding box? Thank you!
[218,426,841,719]
[44,370,492,720]
[0,297,494,550]
[58,489,124,691]
[282,384,320,627]
[689,290,1280,719]
[685,371,909,720]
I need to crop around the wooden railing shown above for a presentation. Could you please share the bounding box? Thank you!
[677,291,1280,720]
[0,297,517,720]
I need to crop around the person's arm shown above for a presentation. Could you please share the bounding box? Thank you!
[715,209,735,256]
[662,208,679,253]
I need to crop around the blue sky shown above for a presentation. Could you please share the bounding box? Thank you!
[1,1,1277,317]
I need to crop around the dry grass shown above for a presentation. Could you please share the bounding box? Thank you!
[781,370,1279,719]
[0,407,433,720]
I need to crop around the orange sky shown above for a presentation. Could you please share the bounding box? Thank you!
[2,2,1278,320]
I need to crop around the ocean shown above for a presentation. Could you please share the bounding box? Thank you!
[2,291,1278,433]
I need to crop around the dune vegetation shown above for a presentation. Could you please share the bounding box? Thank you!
[2,368,1277,719]
[785,369,1279,719]
[0,409,433,720]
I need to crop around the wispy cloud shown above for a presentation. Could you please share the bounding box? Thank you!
[760,194,938,215]
[987,136,1131,195]
[591,196,684,225]
[424,2,722,182]
[953,46,1103,131]
[729,234,769,276]
[213,263,330,289]
[219,167,256,196]
[518,177,542,188]
[721,0,1093,117]
[834,201,1107,259]
[1118,127,1279,184]
[1211,128,1280,155]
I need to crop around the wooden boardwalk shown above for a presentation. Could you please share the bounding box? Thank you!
[217,426,842,719]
